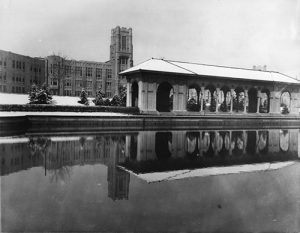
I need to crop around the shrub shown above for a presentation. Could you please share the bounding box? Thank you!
[209,97,216,112]
[0,104,140,114]
[29,83,52,104]
[103,98,111,106]
[119,85,127,107]
[281,105,289,114]
[187,98,200,111]
[78,89,89,105]
[110,95,123,106]
[93,89,105,106]
[219,102,227,112]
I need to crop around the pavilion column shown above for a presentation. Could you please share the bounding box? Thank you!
[200,86,205,112]
[138,81,147,111]
[215,88,220,113]
[126,81,132,107]
[243,89,248,114]
[256,90,261,113]
[230,88,234,113]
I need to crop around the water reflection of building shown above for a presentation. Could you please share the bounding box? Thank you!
[123,129,300,173]
[1,129,300,197]
[0,135,130,201]
[107,138,130,201]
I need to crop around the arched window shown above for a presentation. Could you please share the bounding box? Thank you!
[233,87,244,112]
[204,85,216,112]
[219,86,230,112]
[187,85,200,111]
[280,91,291,114]
[260,89,270,113]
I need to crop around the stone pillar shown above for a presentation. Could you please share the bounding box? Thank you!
[290,92,300,114]
[146,82,157,111]
[126,81,132,107]
[215,88,220,113]
[173,84,179,111]
[256,90,261,113]
[243,89,248,114]
[181,85,187,111]
[175,84,187,111]
[138,81,146,111]
[230,88,234,113]
[200,87,205,112]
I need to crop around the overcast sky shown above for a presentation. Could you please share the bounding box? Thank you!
[0,0,299,78]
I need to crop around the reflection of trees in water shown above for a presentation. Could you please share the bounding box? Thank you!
[186,132,199,157]
[280,130,289,152]
[203,132,215,157]
[28,137,50,157]
[258,131,268,153]
[79,137,86,150]
[213,132,223,153]
[201,132,210,153]
[218,131,230,156]
[49,165,73,184]
[232,131,244,156]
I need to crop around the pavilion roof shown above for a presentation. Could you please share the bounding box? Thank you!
[120,58,300,84]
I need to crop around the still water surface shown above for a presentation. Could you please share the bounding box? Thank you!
[1,128,300,232]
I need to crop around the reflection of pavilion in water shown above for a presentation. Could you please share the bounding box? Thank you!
[0,135,130,201]
[123,129,300,173]
[1,129,300,198]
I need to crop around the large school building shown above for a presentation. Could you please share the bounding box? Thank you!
[0,26,133,97]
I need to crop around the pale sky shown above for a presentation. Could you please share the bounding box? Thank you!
[0,0,299,78]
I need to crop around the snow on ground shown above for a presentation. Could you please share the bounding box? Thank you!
[0,93,96,106]
[0,93,130,117]
[0,112,129,117]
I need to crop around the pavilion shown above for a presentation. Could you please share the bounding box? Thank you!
[120,58,300,115]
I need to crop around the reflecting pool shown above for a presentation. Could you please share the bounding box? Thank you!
[1,128,300,232]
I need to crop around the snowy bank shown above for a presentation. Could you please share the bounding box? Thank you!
[0,93,96,106]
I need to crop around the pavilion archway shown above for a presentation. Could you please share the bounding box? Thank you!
[187,84,201,112]
[233,87,245,112]
[280,91,291,114]
[219,86,231,112]
[248,88,258,113]
[204,85,216,112]
[259,89,270,113]
[156,82,174,112]
[131,81,139,107]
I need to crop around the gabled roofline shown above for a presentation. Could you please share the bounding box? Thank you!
[120,57,300,84]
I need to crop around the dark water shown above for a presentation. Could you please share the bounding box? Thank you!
[1,129,300,232]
